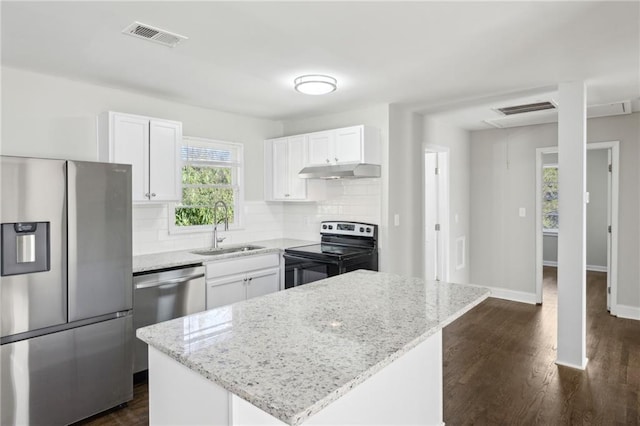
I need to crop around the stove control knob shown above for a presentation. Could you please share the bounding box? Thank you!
[366,227,371,233]
[359,227,364,232]
[322,224,327,230]
[328,225,333,230]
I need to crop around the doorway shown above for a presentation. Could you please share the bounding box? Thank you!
[424,147,449,282]
[535,141,619,314]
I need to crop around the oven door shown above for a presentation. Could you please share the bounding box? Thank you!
[283,254,341,289]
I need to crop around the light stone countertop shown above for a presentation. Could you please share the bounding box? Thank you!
[132,238,316,273]
[136,270,490,425]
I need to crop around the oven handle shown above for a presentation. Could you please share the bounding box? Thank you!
[282,253,342,266]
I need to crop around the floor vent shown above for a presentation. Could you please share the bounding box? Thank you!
[122,22,188,48]
[496,101,557,115]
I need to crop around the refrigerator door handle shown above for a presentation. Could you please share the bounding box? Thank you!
[67,161,79,319]
[135,273,205,290]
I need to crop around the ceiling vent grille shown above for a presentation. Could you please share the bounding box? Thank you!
[496,101,557,116]
[122,22,188,48]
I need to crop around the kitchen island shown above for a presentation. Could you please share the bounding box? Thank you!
[137,270,489,425]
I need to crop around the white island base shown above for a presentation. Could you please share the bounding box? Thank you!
[148,329,444,426]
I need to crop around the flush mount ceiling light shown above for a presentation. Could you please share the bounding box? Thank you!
[294,75,337,95]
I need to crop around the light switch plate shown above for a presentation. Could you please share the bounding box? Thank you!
[519,207,526,217]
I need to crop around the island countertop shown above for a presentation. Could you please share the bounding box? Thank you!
[136,270,489,425]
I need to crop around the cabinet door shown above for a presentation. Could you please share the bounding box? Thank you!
[334,126,363,164]
[149,120,182,202]
[206,273,247,310]
[112,113,149,202]
[246,268,280,301]
[306,131,333,165]
[287,136,307,200]
[271,138,289,200]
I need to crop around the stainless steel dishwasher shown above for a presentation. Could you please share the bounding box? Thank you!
[133,264,206,373]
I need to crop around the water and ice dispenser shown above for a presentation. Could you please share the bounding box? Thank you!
[1,222,50,276]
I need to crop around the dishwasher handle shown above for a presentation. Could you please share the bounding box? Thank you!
[134,273,205,290]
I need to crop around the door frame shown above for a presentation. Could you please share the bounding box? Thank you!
[535,140,619,314]
[423,145,450,282]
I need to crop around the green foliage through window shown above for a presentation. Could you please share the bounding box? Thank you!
[174,139,241,228]
[542,166,558,230]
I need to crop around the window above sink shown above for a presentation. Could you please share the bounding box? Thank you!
[169,136,244,234]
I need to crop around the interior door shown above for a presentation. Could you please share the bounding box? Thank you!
[424,152,440,281]
[606,148,612,310]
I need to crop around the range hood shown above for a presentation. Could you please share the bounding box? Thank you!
[298,163,381,179]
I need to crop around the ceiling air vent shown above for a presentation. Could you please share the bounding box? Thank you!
[122,22,188,48]
[495,101,557,116]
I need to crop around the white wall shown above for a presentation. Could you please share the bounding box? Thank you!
[385,105,423,277]
[1,66,285,254]
[470,113,640,310]
[0,66,282,200]
[422,117,471,284]
[281,105,390,266]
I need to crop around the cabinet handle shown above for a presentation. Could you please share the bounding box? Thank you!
[284,194,290,197]
[145,192,150,198]
[151,193,156,197]
[334,157,339,162]
[248,277,253,283]
[325,159,330,164]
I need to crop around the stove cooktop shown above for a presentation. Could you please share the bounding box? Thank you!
[285,243,374,261]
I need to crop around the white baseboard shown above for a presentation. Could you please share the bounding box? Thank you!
[484,286,538,305]
[543,260,557,267]
[586,264,607,272]
[555,357,589,370]
[615,304,640,320]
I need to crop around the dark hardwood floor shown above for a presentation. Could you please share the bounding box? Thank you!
[80,267,639,425]
[444,267,640,425]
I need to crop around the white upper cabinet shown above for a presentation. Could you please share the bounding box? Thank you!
[305,125,380,166]
[307,131,334,165]
[98,111,182,202]
[148,120,182,202]
[264,135,308,201]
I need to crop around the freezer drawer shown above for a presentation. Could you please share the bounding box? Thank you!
[133,265,206,373]
[1,315,133,426]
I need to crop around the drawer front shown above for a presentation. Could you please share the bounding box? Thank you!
[205,254,279,278]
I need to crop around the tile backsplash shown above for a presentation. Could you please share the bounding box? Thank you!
[132,179,381,255]
[132,201,285,255]
[282,178,382,241]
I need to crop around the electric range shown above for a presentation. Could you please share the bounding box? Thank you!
[283,221,378,288]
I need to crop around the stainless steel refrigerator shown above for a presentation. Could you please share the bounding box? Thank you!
[0,156,133,425]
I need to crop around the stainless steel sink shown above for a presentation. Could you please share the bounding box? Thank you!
[191,245,265,256]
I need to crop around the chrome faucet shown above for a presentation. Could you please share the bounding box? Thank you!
[212,200,229,249]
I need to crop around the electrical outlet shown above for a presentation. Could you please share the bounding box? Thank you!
[519,207,526,217]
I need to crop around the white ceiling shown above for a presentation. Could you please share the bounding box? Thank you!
[2,1,639,128]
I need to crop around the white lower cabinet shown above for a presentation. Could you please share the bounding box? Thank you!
[205,254,280,310]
